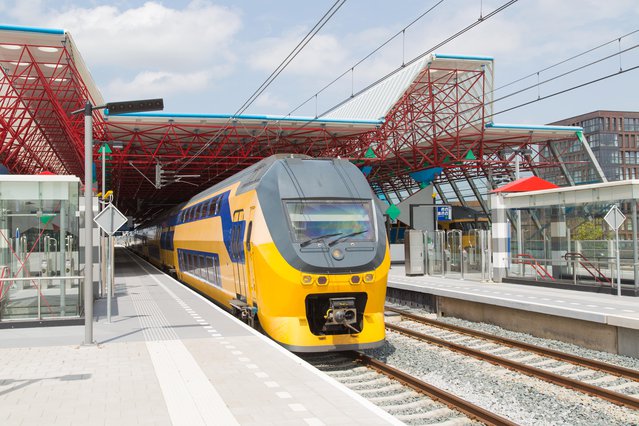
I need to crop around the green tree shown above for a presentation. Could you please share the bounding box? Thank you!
[573,220,604,240]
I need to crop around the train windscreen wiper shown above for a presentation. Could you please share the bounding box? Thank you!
[327,230,368,247]
[299,232,343,248]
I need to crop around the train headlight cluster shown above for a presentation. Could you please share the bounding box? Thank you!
[364,273,374,283]
[301,274,330,285]
[350,275,360,284]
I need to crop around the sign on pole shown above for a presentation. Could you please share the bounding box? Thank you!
[94,204,127,236]
[604,205,626,231]
[604,205,625,296]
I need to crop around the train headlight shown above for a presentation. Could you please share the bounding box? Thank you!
[331,248,344,260]
[301,275,313,285]
[317,276,328,285]
[350,275,360,284]
[364,273,374,283]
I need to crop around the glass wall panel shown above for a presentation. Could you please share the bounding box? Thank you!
[0,177,80,322]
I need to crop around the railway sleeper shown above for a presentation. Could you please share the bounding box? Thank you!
[367,390,420,403]
[383,398,437,411]
[346,377,390,390]
[356,383,405,395]
[396,408,459,422]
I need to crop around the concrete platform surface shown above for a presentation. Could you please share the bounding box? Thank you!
[388,266,639,330]
[0,249,401,426]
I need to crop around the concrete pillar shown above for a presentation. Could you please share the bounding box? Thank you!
[551,206,568,279]
[491,193,509,282]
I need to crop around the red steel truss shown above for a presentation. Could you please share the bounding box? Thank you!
[0,31,105,177]
[0,27,586,221]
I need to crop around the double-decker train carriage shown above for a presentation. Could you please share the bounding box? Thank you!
[130,154,390,352]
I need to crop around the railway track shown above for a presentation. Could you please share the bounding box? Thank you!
[386,307,639,411]
[303,352,515,426]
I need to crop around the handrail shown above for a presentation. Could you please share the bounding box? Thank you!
[564,252,611,285]
[513,253,555,281]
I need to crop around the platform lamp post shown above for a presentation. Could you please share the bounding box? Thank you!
[74,98,163,345]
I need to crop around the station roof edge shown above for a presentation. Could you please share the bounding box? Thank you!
[104,111,383,126]
[0,24,65,35]
[486,122,583,133]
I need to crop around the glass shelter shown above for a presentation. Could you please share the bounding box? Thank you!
[491,180,639,296]
[0,175,81,322]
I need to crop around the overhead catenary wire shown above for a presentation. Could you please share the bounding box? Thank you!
[174,0,347,174]
[235,0,347,117]
[318,0,519,118]
[490,64,639,119]
[493,28,639,93]
[492,42,639,105]
[196,0,519,182]
[287,0,446,117]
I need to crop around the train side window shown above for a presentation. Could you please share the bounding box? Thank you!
[199,255,205,278]
[205,200,211,217]
[246,222,252,252]
[215,197,221,215]
[213,256,219,285]
[188,253,194,272]
[207,257,214,284]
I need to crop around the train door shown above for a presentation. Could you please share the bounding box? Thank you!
[245,207,257,305]
[231,210,247,301]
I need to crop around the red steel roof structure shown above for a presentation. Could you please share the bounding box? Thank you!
[0,25,604,221]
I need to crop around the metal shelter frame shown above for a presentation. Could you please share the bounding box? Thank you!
[0,25,605,223]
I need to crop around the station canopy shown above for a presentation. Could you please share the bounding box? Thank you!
[0,25,600,221]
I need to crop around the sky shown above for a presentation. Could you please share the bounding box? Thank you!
[1,0,638,125]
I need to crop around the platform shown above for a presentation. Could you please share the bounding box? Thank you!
[0,248,401,426]
[387,266,639,358]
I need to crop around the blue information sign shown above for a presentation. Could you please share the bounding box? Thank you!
[436,206,452,221]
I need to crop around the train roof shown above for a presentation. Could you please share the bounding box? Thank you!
[186,154,312,204]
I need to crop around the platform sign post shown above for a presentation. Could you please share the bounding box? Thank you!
[94,203,127,321]
[604,205,626,296]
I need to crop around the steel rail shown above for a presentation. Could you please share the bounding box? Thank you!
[387,307,639,381]
[385,322,639,410]
[348,351,517,426]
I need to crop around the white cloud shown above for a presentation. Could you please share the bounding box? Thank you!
[47,1,242,72]
[249,30,349,77]
[253,91,289,111]
[104,70,212,101]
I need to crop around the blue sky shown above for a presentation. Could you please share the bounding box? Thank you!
[1,0,638,124]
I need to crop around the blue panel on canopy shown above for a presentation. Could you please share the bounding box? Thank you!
[409,167,442,185]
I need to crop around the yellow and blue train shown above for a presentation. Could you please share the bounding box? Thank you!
[130,154,390,352]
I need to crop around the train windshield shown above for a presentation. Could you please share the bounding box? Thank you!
[285,200,376,243]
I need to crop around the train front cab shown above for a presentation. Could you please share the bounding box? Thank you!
[249,197,389,352]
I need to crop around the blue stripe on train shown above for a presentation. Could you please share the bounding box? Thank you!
[173,190,245,264]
